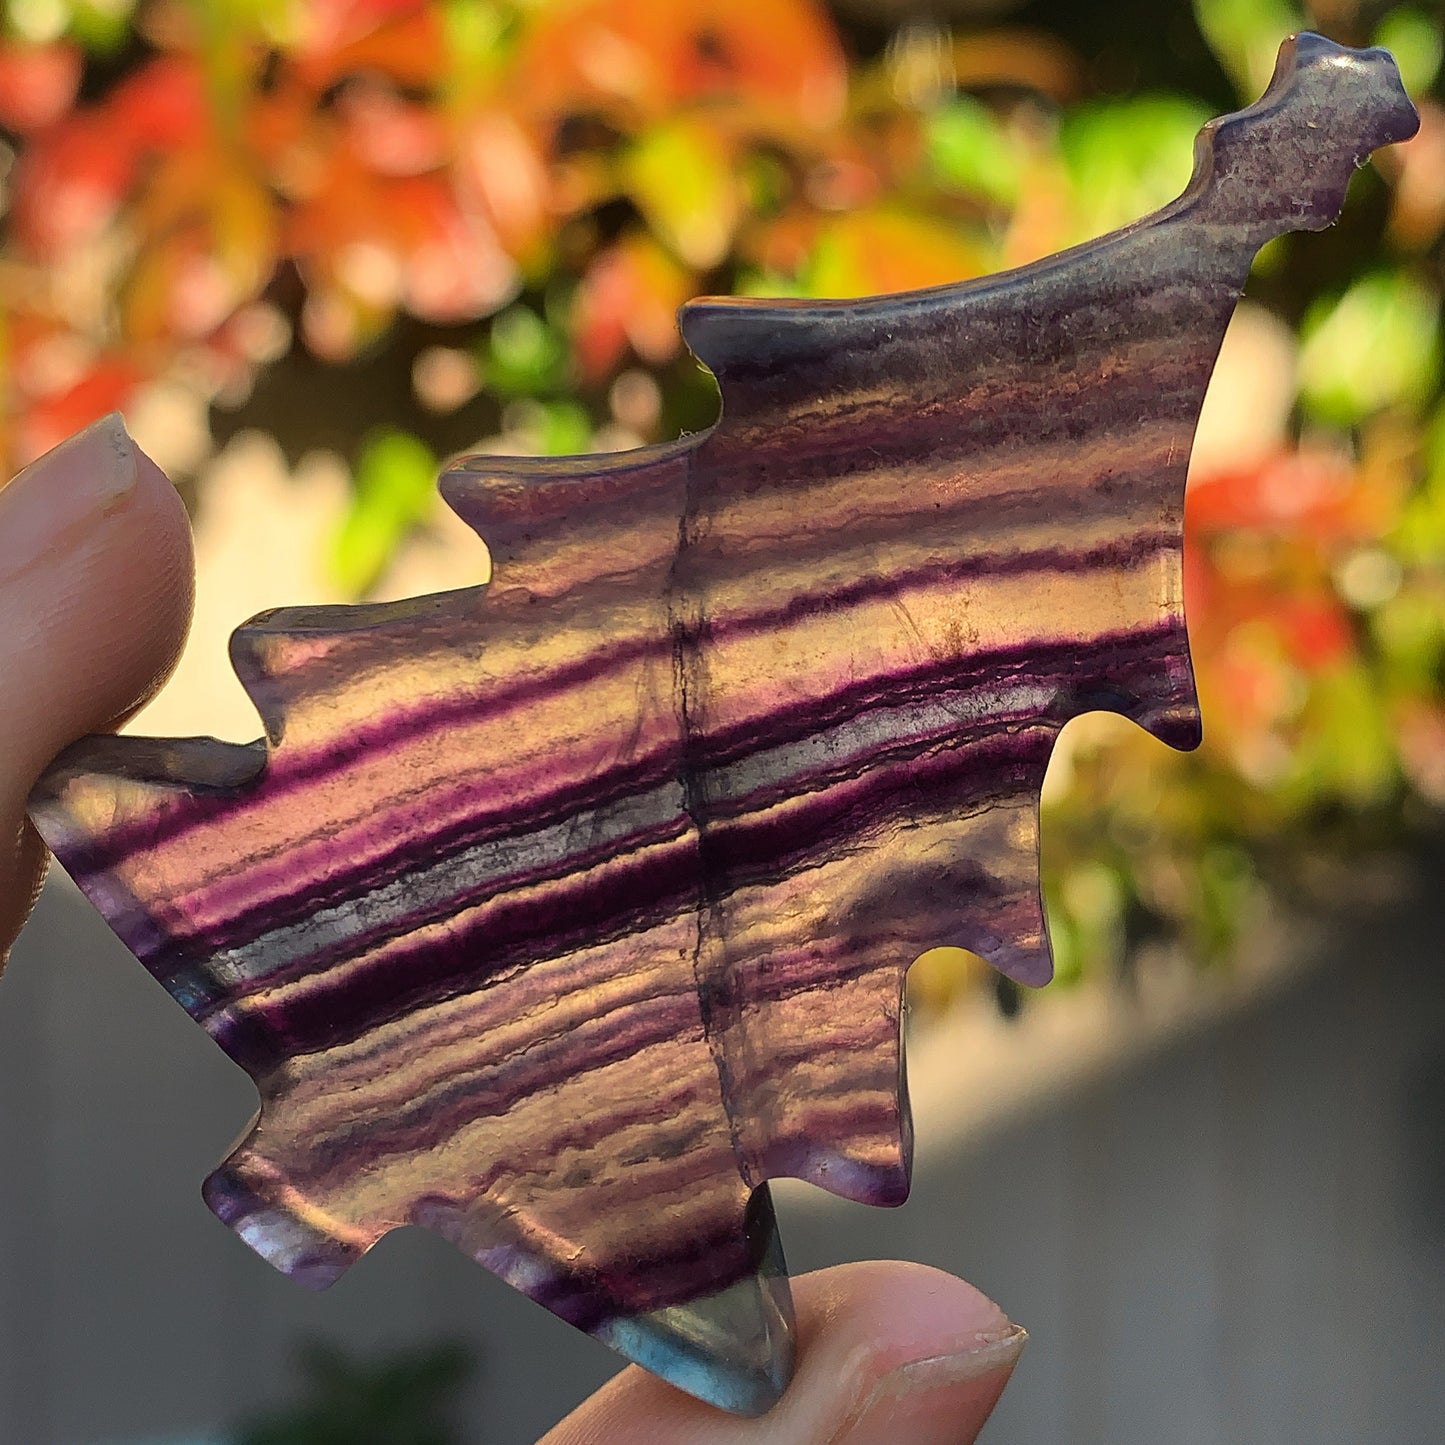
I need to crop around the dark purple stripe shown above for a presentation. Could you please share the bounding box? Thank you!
[204,831,705,1076]
[75,518,1181,873]
[139,616,1184,973]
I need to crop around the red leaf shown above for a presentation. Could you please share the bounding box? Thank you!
[1276,596,1354,671]
[339,79,447,176]
[20,359,146,461]
[10,116,137,257]
[0,40,81,132]
[391,175,517,322]
[572,232,692,378]
[1186,449,1385,543]
[111,57,208,152]
[287,156,515,342]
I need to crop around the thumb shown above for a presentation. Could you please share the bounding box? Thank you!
[542,1261,1025,1445]
[0,413,194,964]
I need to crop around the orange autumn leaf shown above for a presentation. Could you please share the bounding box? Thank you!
[288,147,515,334]
[749,208,825,279]
[122,155,279,343]
[1382,97,1445,251]
[1394,699,1445,803]
[290,5,447,92]
[1203,640,1293,740]
[455,110,553,265]
[9,55,212,261]
[292,0,430,50]
[388,173,517,322]
[244,77,319,184]
[949,29,1082,102]
[286,146,389,276]
[804,208,987,298]
[573,231,693,378]
[515,0,846,133]
[803,138,888,213]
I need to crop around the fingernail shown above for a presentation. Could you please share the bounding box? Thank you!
[830,1325,1027,1445]
[864,1325,1028,1404]
[0,413,139,579]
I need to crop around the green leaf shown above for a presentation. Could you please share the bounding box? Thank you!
[1193,0,1305,99]
[1374,6,1443,97]
[330,429,438,597]
[1053,859,1127,975]
[1372,588,1445,692]
[925,96,1021,208]
[741,150,793,220]
[1041,882,1085,986]
[1298,272,1442,426]
[1296,663,1400,807]
[68,0,139,51]
[1060,95,1213,242]
[485,304,567,399]
[441,0,509,59]
[624,118,739,269]
[536,397,593,455]
[1194,843,1255,961]
[232,1341,472,1445]
[735,268,811,299]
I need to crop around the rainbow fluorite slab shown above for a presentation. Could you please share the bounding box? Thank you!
[25,34,1417,1416]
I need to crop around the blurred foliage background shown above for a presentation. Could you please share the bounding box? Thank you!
[2,0,1443,1015]
[229,1341,472,1445]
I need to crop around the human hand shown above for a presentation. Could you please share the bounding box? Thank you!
[541,1259,1024,1445]
[0,413,193,966]
[0,418,1024,1444]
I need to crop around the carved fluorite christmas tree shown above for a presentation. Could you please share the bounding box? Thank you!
[25,34,1417,1417]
